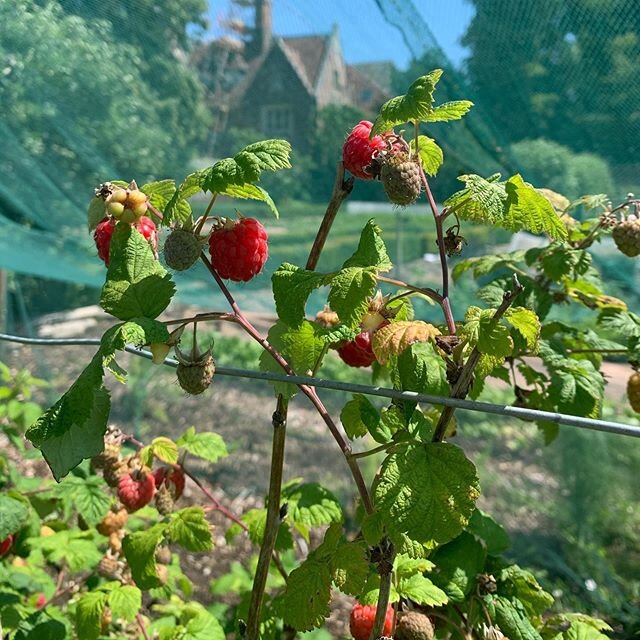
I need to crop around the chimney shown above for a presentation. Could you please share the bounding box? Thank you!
[248,0,272,59]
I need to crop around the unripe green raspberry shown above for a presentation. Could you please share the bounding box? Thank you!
[163,228,203,271]
[396,611,435,640]
[612,216,640,257]
[380,153,422,206]
[107,201,125,218]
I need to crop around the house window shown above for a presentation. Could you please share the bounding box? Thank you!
[261,105,294,138]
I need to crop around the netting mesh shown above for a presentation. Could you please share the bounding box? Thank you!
[0,0,639,318]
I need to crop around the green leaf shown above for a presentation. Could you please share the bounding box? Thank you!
[504,308,540,351]
[445,174,506,224]
[236,508,293,551]
[479,314,513,358]
[499,565,553,619]
[452,251,527,283]
[431,531,487,600]
[87,196,107,232]
[424,100,474,122]
[163,172,202,225]
[201,139,291,193]
[342,220,392,271]
[331,540,370,596]
[542,348,604,418]
[140,179,178,214]
[179,603,225,640]
[14,610,68,640]
[487,596,543,640]
[374,443,480,545]
[395,342,449,397]
[371,69,443,135]
[328,267,377,328]
[238,139,293,172]
[259,321,326,399]
[282,482,343,529]
[340,394,379,439]
[394,554,435,579]
[504,175,567,241]
[26,354,109,481]
[122,523,166,590]
[398,573,448,606]
[272,263,331,327]
[221,182,279,218]
[0,495,30,540]
[176,427,228,463]
[29,529,103,572]
[167,507,213,552]
[467,509,510,555]
[410,135,443,176]
[75,591,107,640]
[150,437,179,465]
[100,223,175,321]
[281,560,332,631]
[447,174,567,241]
[462,307,513,358]
[107,584,141,622]
[50,475,111,528]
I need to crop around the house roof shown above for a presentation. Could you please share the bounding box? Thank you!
[216,27,390,114]
[280,36,328,90]
[346,65,389,112]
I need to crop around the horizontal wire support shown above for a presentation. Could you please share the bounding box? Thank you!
[1,333,639,439]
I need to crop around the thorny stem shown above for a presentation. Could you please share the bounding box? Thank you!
[416,148,457,335]
[376,273,443,304]
[163,311,235,326]
[371,540,396,639]
[246,396,288,640]
[136,613,151,640]
[305,161,354,270]
[194,192,218,235]
[197,162,373,638]
[43,564,67,608]
[432,275,524,442]
[429,611,470,640]
[350,442,391,459]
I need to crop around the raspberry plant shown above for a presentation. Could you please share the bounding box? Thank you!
[2,69,640,639]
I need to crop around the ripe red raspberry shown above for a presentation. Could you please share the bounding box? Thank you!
[208,217,268,282]
[0,534,14,557]
[117,470,156,513]
[338,319,389,368]
[343,121,387,180]
[338,331,377,368]
[94,217,158,265]
[349,603,394,640]
[153,466,186,500]
[35,593,47,609]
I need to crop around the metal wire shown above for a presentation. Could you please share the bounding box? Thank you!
[1,332,639,439]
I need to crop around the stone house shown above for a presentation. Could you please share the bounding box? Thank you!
[204,0,391,152]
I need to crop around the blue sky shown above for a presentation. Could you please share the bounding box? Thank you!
[208,0,475,70]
